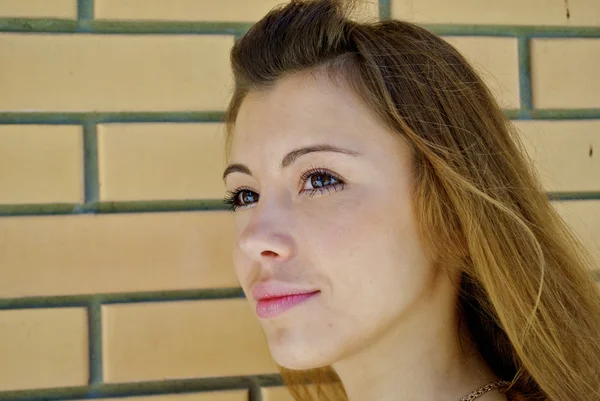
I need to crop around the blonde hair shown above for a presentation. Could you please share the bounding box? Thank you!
[223,1,600,400]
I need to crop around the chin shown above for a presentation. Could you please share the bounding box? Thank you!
[263,327,342,370]
[270,346,331,371]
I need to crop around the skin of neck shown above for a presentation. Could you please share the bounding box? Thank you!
[331,270,500,401]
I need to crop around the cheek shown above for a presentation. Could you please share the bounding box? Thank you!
[307,186,418,265]
[232,219,255,293]
[294,198,434,364]
[232,245,249,294]
[309,190,432,312]
[299,192,372,275]
[232,244,244,276]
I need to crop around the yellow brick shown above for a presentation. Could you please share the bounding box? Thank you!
[513,120,600,192]
[102,299,277,382]
[262,387,295,401]
[531,39,600,109]
[552,200,600,268]
[98,123,226,201]
[0,34,234,112]
[95,0,378,22]
[0,125,83,204]
[0,0,77,19]
[444,37,519,109]
[0,308,88,391]
[0,212,237,298]
[95,0,292,22]
[391,0,600,26]
[74,391,248,401]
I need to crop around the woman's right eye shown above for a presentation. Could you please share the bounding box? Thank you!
[223,188,259,211]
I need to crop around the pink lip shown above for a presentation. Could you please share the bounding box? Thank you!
[252,282,320,319]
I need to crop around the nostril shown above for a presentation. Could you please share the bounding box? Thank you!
[261,250,278,257]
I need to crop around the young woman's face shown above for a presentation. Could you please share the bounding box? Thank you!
[224,72,442,370]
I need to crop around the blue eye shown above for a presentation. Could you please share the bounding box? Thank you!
[223,187,258,211]
[299,168,345,198]
[223,168,346,212]
[303,171,338,190]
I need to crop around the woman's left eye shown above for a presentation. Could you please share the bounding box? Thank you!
[300,168,345,197]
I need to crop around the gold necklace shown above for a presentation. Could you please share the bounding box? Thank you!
[460,380,512,401]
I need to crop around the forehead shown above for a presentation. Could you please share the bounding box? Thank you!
[229,72,385,161]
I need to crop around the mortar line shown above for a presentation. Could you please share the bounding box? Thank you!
[518,36,533,119]
[2,19,600,36]
[0,288,246,310]
[378,0,391,20]
[83,123,100,205]
[0,375,280,401]
[88,297,103,385]
[0,112,225,125]
[77,0,94,20]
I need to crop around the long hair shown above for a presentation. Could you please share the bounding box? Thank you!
[223,1,600,400]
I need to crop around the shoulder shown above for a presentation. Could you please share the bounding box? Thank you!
[476,390,526,401]
[474,391,509,401]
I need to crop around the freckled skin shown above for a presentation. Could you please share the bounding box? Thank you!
[225,72,502,401]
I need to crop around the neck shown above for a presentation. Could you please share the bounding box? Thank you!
[332,276,498,401]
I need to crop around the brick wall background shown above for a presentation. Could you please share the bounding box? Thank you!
[0,1,599,401]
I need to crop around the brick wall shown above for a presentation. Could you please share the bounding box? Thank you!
[0,1,599,401]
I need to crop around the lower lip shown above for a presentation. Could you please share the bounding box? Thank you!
[256,291,320,318]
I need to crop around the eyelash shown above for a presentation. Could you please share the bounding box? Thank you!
[223,166,346,212]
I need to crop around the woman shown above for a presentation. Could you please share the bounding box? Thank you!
[221,0,600,400]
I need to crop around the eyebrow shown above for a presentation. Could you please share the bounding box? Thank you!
[222,144,361,181]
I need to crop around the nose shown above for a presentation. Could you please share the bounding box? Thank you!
[238,202,295,263]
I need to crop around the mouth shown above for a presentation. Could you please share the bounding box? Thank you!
[255,290,321,319]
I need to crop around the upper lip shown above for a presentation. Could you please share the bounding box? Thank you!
[252,281,320,301]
